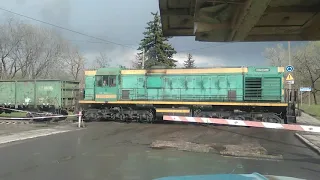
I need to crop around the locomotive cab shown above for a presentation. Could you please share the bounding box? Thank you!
[94,68,123,102]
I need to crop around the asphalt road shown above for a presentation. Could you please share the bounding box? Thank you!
[0,122,319,180]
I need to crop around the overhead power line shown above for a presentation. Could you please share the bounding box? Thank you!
[67,39,234,54]
[67,39,138,49]
[0,6,235,53]
[0,7,136,49]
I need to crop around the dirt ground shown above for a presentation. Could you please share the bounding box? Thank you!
[0,118,307,161]
[86,121,289,160]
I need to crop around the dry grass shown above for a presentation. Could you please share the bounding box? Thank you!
[300,104,320,120]
[0,112,26,117]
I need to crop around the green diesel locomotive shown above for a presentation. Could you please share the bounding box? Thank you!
[79,66,297,124]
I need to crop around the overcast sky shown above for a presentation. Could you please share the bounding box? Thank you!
[1,0,304,68]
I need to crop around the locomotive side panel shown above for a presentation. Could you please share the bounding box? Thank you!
[161,74,244,102]
[120,74,146,100]
[244,67,284,102]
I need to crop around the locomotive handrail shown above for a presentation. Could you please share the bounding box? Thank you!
[117,87,285,102]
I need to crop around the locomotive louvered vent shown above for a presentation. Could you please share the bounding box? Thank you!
[122,90,130,100]
[245,77,262,100]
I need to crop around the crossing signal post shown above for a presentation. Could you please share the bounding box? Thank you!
[285,64,294,105]
[286,65,294,72]
[286,73,294,85]
[287,41,292,90]
[285,65,297,123]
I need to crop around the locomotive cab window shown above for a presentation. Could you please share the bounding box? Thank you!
[109,75,116,87]
[96,75,108,87]
[96,75,116,87]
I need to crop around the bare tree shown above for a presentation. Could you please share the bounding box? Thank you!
[293,42,320,104]
[0,17,86,82]
[4,23,64,79]
[263,43,288,67]
[264,42,320,104]
[64,46,85,81]
[0,17,85,81]
[93,51,110,68]
[29,27,65,79]
[0,18,25,79]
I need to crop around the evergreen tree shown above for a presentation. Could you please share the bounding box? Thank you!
[184,53,195,68]
[136,12,177,69]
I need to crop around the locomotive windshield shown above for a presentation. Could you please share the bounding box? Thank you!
[96,75,117,87]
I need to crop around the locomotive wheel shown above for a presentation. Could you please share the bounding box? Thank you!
[119,114,126,122]
[139,112,153,123]
[137,114,142,123]
[139,113,148,123]
[110,113,116,121]
[262,114,283,124]
[146,112,154,123]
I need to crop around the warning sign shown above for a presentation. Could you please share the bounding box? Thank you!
[286,73,294,81]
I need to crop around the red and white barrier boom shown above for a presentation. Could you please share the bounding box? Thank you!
[163,116,320,133]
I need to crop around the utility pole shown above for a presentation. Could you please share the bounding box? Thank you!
[288,41,291,90]
[142,48,145,69]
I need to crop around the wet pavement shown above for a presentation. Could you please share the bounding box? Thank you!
[297,113,320,126]
[0,122,66,136]
[0,122,319,180]
[296,113,320,154]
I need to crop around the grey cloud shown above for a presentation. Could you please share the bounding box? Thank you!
[0,0,308,69]
[40,0,71,29]
[15,0,26,5]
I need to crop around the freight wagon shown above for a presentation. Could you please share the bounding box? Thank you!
[79,66,297,124]
[0,80,80,115]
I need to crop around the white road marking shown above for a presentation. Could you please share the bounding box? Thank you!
[300,125,320,133]
[201,118,210,123]
[226,120,247,126]
[186,117,196,122]
[262,122,284,129]
[172,116,181,121]
[0,128,78,145]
